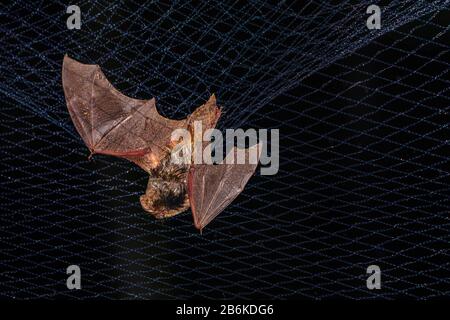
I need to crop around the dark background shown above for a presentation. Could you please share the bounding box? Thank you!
[0,1,449,299]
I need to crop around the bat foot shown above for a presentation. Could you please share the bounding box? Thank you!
[87,149,95,161]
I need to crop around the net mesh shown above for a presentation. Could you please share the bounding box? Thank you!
[0,0,449,299]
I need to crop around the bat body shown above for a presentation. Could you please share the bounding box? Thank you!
[140,149,190,219]
[62,55,259,231]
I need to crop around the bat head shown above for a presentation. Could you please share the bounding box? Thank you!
[140,179,189,219]
[139,152,190,219]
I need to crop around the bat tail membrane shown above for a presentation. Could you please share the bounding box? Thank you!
[187,143,262,231]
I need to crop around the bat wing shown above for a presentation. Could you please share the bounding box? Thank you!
[62,55,220,171]
[187,143,262,231]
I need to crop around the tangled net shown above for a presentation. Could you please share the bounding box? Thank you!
[0,0,449,299]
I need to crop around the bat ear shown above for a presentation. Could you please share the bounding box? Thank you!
[209,93,216,104]
[188,94,222,146]
[188,143,262,231]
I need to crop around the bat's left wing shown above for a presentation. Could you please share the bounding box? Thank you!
[187,143,262,231]
[62,55,220,172]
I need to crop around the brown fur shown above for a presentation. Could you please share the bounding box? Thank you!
[140,152,190,219]
[139,95,221,219]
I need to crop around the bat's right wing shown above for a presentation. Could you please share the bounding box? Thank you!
[187,143,262,231]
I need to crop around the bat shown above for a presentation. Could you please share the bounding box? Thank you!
[62,55,260,231]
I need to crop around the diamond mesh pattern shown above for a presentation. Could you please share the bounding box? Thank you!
[0,1,449,299]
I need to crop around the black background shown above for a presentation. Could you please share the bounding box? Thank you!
[0,1,449,299]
